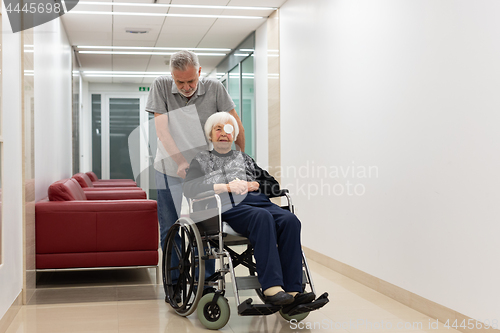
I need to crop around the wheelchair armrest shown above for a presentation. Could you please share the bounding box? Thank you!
[192,190,216,200]
[267,189,289,198]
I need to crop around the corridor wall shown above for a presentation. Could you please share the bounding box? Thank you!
[34,18,73,201]
[0,7,24,324]
[0,12,72,323]
[280,0,500,321]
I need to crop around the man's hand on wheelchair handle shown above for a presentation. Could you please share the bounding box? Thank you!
[177,162,190,179]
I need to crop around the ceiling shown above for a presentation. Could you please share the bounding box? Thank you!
[62,0,287,84]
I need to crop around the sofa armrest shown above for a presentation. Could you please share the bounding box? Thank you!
[83,190,146,200]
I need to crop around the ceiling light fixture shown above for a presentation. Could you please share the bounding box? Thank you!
[83,71,170,75]
[74,2,277,11]
[85,74,162,78]
[78,51,226,56]
[77,46,232,52]
[70,11,265,19]
[126,28,150,34]
[82,71,208,78]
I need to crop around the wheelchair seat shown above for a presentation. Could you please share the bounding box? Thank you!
[222,221,242,237]
[222,221,250,246]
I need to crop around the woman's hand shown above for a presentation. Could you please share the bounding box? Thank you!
[213,181,247,195]
[228,180,248,195]
[213,181,260,195]
[247,181,260,192]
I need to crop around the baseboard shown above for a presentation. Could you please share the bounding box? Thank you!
[0,292,22,333]
[303,246,498,333]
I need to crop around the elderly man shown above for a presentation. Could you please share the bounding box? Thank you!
[145,50,245,252]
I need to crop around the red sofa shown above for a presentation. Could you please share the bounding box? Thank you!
[85,171,137,187]
[35,178,158,270]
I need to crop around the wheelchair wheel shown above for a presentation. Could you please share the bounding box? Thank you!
[279,309,309,322]
[163,217,205,317]
[197,293,230,330]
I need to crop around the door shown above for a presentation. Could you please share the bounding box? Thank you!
[98,94,150,194]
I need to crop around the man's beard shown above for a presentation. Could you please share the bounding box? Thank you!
[179,87,197,97]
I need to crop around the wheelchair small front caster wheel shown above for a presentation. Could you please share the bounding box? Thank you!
[279,309,309,322]
[197,293,230,330]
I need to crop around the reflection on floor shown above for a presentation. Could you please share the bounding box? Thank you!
[31,268,163,305]
[7,260,460,333]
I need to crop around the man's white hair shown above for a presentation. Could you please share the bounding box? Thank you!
[204,112,239,142]
[170,50,200,72]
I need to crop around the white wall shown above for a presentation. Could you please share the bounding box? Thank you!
[280,0,500,321]
[254,22,269,168]
[0,8,24,321]
[34,19,73,201]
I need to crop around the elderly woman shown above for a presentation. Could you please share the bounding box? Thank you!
[183,112,315,309]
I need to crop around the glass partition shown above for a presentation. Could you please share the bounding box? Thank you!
[228,64,240,116]
[91,94,102,179]
[241,56,255,158]
[215,32,255,159]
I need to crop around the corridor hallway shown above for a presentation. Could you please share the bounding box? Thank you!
[5,259,459,333]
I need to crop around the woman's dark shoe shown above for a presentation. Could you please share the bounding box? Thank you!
[281,292,316,314]
[263,291,294,305]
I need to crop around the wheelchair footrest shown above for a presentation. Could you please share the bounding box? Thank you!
[237,298,281,316]
[286,292,329,316]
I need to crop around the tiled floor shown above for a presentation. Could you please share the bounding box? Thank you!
[6,259,460,333]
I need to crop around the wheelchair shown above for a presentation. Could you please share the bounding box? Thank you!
[162,189,329,330]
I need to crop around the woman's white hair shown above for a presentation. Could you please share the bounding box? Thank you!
[170,50,200,72]
[204,112,239,142]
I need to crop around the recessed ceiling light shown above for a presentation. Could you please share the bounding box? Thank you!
[81,70,208,78]
[126,28,150,34]
[74,2,277,11]
[85,74,162,78]
[76,46,232,52]
[84,71,167,74]
[78,51,226,56]
[69,11,265,19]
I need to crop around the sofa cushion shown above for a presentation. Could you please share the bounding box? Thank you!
[73,173,94,188]
[48,178,87,201]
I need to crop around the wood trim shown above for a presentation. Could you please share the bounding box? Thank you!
[0,292,22,333]
[303,246,499,333]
